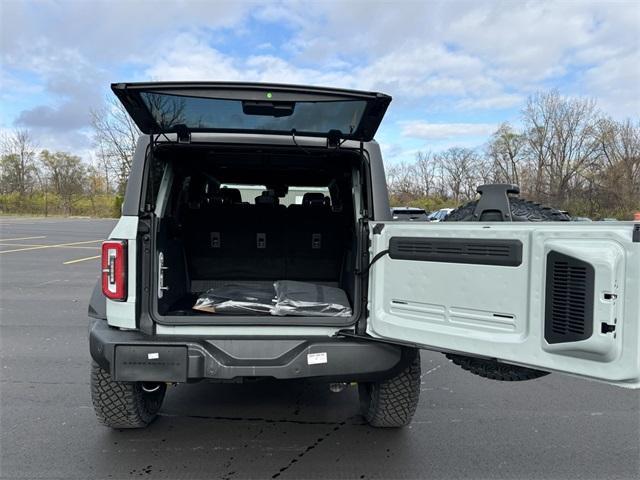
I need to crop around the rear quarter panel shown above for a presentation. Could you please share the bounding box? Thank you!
[106,216,139,328]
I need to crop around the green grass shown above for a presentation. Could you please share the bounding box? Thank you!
[0,193,119,218]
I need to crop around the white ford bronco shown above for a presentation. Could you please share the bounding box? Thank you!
[89,82,640,429]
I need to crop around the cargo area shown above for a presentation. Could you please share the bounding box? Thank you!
[148,143,364,325]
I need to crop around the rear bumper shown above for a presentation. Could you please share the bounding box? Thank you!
[89,319,408,383]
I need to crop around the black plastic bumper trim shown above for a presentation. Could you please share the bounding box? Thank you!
[89,319,406,382]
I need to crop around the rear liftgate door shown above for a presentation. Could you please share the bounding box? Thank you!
[111,82,390,142]
[366,222,640,388]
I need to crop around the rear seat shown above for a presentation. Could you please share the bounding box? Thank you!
[285,193,344,280]
[251,191,286,279]
[183,188,250,279]
[219,186,242,205]
[184,189,346,283]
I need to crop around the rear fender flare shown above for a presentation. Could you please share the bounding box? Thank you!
[88,278,106,320]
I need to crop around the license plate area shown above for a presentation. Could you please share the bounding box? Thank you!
[114,345,188,382]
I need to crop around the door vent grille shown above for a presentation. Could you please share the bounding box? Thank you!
[544,251,594,344]
[388,237,522,266]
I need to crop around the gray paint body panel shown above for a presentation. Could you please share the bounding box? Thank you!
[367,221,640,388]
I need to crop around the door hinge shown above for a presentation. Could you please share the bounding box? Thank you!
[334,329,420,349]
[137,220,151,234]
[372,223,385,235]
[327,129,342,148]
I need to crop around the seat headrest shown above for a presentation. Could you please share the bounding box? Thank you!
[204,196,223,208]
[255,190,279,205]
[302,192,326,207]
[219,187,242,204]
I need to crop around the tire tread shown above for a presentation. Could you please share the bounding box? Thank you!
[361,352,421,427]
[446,354,549,381]
[446,197,570,222]
[90,362,165,429]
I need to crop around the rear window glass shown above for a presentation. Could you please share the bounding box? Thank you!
[140,92,367,135]
[221,184,329,207]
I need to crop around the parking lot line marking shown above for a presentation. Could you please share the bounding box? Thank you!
[63,255,101,265]
[0,242,100,249]
[0,239,104,254]
[0,242,48,248]
[0,235,47,241]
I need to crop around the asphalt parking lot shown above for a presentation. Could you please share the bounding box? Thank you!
[0,217,638,480]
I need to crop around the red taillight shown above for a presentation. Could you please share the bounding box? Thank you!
[101,240,127,301]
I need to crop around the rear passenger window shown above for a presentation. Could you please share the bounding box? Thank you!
[220,184,330,207]
[287,188,330,207]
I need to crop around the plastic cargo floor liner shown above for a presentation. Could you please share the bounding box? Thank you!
[193,283,276,314]
[193,280,352,317]
[273,280,352,317]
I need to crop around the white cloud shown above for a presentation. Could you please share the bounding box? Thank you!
[144,34,244,81]
[0,1,254,67]
[1,0,638,160]
[278,0,639,116]
[582,51,640,118]
[455,93,524,111]
[143,33,358,89]
[401,122,498,140]
[358,43,493,98]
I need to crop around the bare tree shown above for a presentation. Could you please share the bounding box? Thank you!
[522,92,555,199]
[522,91,600,206]
[85,162,108,217]
[437,147,480,203]
[144,93,187,129]
[40,150,86,215]
[0,129,38,195]
[386,161,421,204]
[594,118,640,215]
[90,96,140,194]
[414,151,439,197]
[487,123,524,186]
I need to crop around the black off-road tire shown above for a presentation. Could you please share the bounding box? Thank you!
[445,197,570,222]
[90,362,166,429]
[359,350,421,427]
[446,354,550,381]
[443,194,567,381]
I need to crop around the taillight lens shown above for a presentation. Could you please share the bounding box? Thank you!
[101,240,127,301]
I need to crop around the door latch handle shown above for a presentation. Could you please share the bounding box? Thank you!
[601,322,616,334]
[158,252,169,298]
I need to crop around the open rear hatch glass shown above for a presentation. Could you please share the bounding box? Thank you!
[111,82,391,142]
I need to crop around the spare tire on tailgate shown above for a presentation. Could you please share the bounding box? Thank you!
[443,188,570,381]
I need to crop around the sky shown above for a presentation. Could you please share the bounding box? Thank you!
[1,0,639,164]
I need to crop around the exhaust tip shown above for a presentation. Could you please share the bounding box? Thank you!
[329,382,347,393]
[141,382,161,393]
